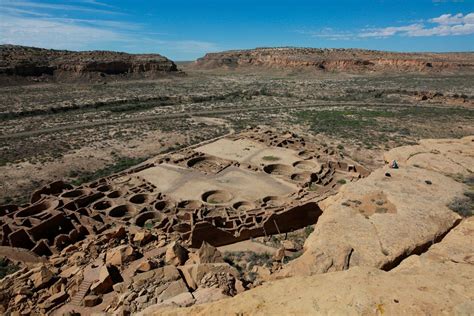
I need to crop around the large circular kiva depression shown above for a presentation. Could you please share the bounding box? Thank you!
[263,164,294,176]
[154,200,175,211]
[129,194,151,205]
[291,172,313,183]
[262,196,288,207]
[233,201,255,212]
[178,200,202,210]
[293,160,318,171]
[108,204,135,218]
[202,190,233,204]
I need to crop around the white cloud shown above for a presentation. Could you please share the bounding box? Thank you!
[303,12,474,40]
[360,13,474,37]
[0,0,218,59]
[0,9,218,58]
[0,14,123,50]
[1,0,122,15]
[430,12,474,24]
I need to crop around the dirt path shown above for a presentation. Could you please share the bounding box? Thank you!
[0,101,449,140]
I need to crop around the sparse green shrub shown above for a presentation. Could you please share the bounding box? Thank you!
[304,225,314,238]
[247,252,272,269]
[448,191,474,217]
[283,251,303,264]
[0,257,19,279]
[262,156,280,161]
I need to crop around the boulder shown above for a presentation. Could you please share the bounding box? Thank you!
[106,245,139,266]
[40,290,68,310]
[134,259,158,274]
[91,265,123,295]
[158,279,189,302]
[178,263,239,291]
[133,231,153,246]
[83,295,102,307]
[132,265,181,287]
[190,241,224,264]
[281,240,297,251]
[59,265,80,278]
[30,266,54,289]
[165,242,189,266]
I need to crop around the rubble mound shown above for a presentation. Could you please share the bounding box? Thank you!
[193,47,474,73]
[0,45,180,85]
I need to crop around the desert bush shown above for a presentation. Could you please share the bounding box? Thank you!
[0,257,19,279]
[304,225,315,238]
[448,191,474,217]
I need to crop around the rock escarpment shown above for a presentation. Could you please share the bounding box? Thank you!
[277,136,473,277]
[0,45,180,84]
[150,218,474,315]
[194,47,474,73]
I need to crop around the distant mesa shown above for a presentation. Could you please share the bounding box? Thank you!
[192,47,474,73]
[0,44,182,85]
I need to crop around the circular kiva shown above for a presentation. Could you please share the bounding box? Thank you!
[111,176,132,184]
[129,193,151,205]
[263,164,294,176]
[202,190,233,204]
[187,156,220,169]
[108,204,135,218]
[298,150,313,159]
[134,211,163,227]
[262,196,288,207]
[60,189,87,198]
[96,184,113,193]
[107,190,123,198]
[291,172,314,183]
[232,201,255,212]
[293,160,318,171]
[92,200,113,211]
[177,200,202,210]
[16,200,58,218]
[154,200,175,211]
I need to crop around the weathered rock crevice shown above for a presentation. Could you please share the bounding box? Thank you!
[380,218,462,271]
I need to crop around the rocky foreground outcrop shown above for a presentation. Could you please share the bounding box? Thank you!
[150,217,474,315]
[144,136,474,315]
[193,47,474,73]
[0,45,180,85]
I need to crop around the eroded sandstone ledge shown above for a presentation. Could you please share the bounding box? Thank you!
[194,47,474,73]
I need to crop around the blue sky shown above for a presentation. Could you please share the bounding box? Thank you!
[0,0,473,60]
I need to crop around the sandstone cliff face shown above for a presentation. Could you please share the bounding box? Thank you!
[194,47,474,73]
[0,45,180,84]
[276,136,473,277]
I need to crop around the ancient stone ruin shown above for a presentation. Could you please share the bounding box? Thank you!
[0,128,368,257]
